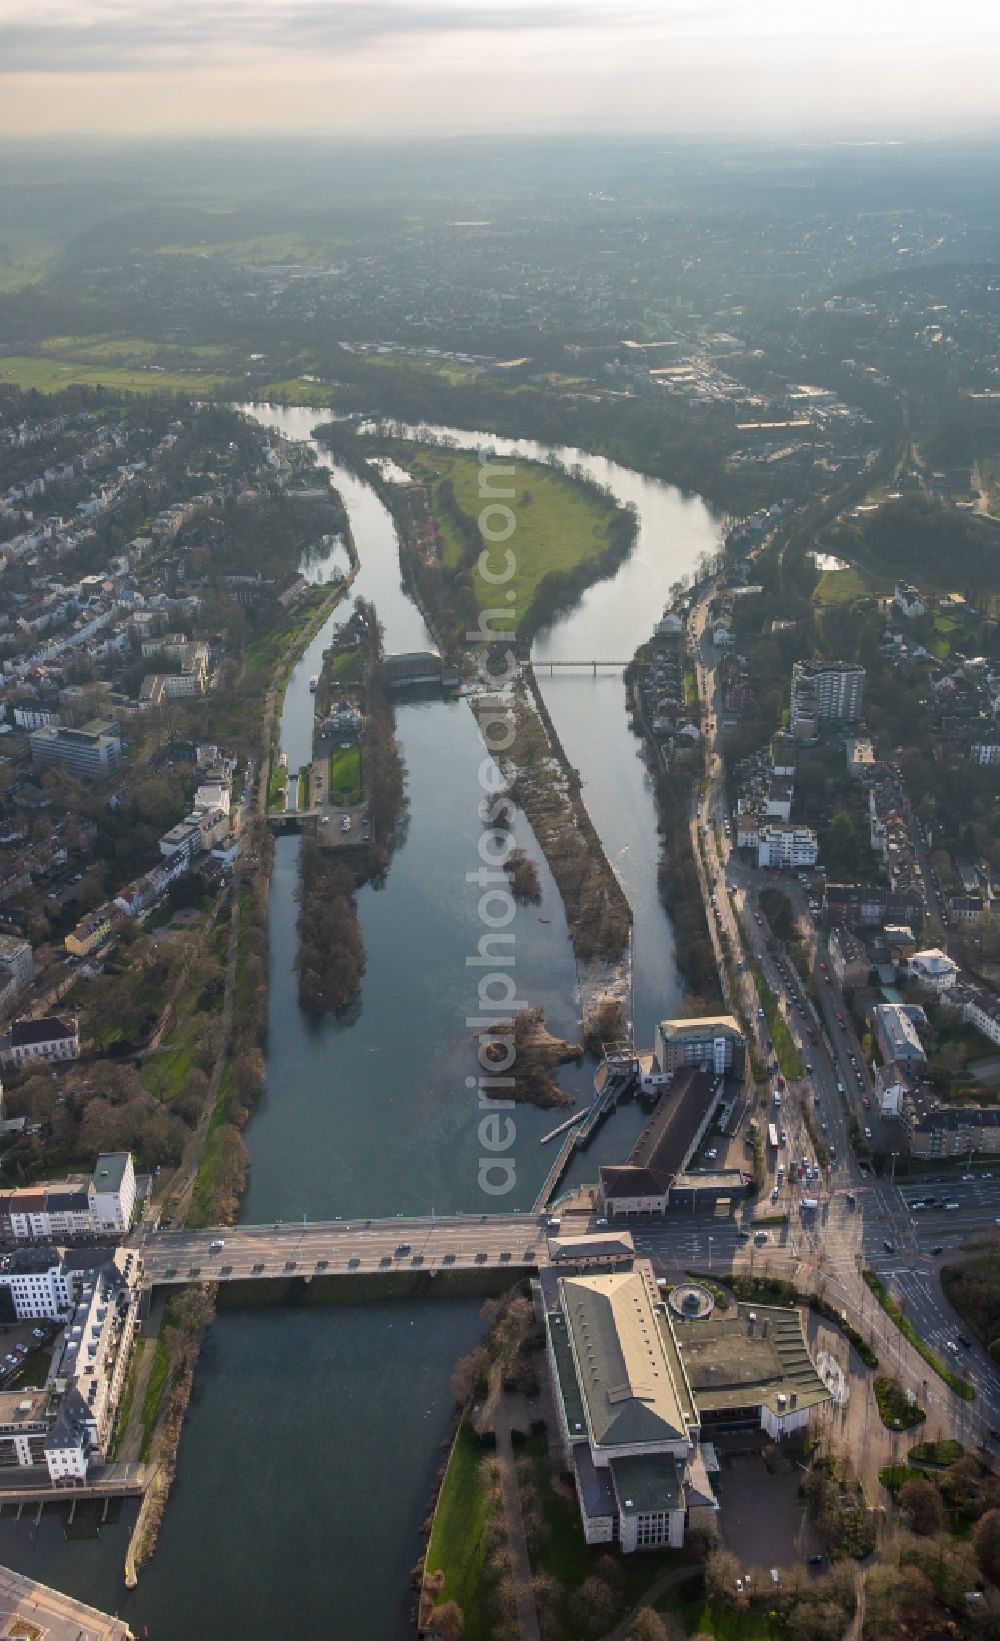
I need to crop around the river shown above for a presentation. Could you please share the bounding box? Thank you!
[0,407,722,1638]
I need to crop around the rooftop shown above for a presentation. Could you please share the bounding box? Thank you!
[560,1269,689,1451]
[93,1152,131,1194]
[673,1304,831,1418]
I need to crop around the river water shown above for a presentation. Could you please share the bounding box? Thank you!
[0,407,721,1638]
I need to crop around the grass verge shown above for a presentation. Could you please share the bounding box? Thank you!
[750,962,803,1080]
[863,1270,975,1399]
[423,1424,494,1641]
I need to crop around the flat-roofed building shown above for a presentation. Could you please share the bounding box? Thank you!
[673,1303,832,1441]
[29,722,121,780]
[91,1152,136,1233]
[655,1017,745,1077]
[0,933,33,999]
[908,948,959,994]
[757,824,819,870]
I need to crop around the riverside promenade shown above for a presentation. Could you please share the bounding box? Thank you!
[0,1562,134,1640]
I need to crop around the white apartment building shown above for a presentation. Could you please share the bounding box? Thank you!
[790,660,865,727]
[3,1015,79,1070]
[91,1153,136,1233]
[0,1253,75,1320]
[757,824,819,870]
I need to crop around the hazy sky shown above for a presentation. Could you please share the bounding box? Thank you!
[1,0,998,139]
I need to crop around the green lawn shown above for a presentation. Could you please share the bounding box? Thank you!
[424,1425,494,1641]
[268,758,289,812]
[329,742,362,804]
[813,565,870,606]
[400,443,626,635]
[328,648,364,683]
[0,354,236,396]
[677,1597,784,1639]
[139,1324,172,1461]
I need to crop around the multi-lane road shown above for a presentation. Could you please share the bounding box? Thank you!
[686,592,1000,1440]
[138,1213,551,1283]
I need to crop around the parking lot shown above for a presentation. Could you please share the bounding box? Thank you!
[0,1317,55,1389]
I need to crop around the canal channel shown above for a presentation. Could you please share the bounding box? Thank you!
[0,408,722,1637]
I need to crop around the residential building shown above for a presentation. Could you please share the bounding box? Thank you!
[968,738,1000,767]
[846,735,877,778]
[91,1153,136,1233]
[949,893,985,924]
[158,820,201,865]
[908,948,959,994]
[790,660,864,729]
[0,1153,135,1240]
[757,824,819,870]
[0,934,34,998]
[894,582,926,620]
[3,1015,79,1070]
[963,988,1000,1050]
[29,721,121,780]
[48,1247,143,1467]
[655,1018,745,1077]
[824,882,925,932]
[828,927,869,990]
[0,1250,75,1320]
[873,1002,927,1066]
[64,906,115,958]
[902,1092,1000,1159]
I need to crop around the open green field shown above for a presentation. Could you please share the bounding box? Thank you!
[401,443,624,632]
[156,230,346,264]
[38,334,228,362]
[329,742,362,804]
[364,351,482,387]
[812,564,871,606]
[423,1425,494,1641]
[0,354,236,396]
[0,230,64,292]
[328,648,364,683]
[256,377,336,405]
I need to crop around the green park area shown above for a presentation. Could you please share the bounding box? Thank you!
[400,443,630,637]
[423,1426,495,1641]
[329,743,362,804]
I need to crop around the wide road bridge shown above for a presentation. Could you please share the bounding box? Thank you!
[138,1212,564,1285]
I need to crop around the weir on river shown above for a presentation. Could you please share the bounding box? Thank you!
[0,406,723,1641]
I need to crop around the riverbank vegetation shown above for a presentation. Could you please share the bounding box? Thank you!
[131,1285,217,1568]
[476,684,630,965]
[296,839,365,1016]
[479,1005,581,1108]
[295,609,406,1017]
[502,846,542,903]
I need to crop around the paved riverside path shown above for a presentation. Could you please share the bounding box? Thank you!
[486,1367,541,1641]
[0,1561,134,1640]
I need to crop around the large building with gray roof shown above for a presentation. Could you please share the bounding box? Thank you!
[543,1260,831,1553]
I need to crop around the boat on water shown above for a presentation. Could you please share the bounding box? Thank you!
[308,674,319,693]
